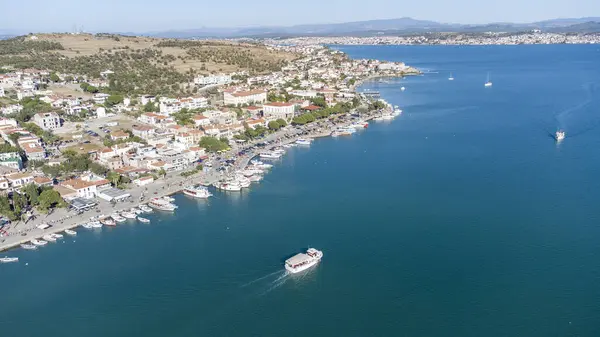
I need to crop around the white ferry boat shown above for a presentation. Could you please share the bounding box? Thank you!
[296,138,312,146]
[216,181,242,192]
[259,152,282,159]
[21,243,37,250]
[138,217,151,223]
[183,186,212,199]
[31,239,47,246]
[285,248,323,274]
[0,257,18,263]
[148,198,177,212]
[43,234,57,242]
[64,229,77,236]
[250,160,272,170]
[556,130,566,142]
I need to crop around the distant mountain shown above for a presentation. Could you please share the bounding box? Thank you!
[143,17,600,38]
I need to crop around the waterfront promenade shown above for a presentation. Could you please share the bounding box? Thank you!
[0,111,378,252]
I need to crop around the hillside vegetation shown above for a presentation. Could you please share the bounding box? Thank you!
[0,34,297,96]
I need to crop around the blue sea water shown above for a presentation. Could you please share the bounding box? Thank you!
[2,45,600,336]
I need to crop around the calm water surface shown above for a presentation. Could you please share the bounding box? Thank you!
[2,45,600,336]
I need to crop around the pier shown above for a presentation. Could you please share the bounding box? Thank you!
[362,91,381,99]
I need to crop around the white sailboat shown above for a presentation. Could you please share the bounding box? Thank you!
[484,72,493,87]
[448,73,454,81]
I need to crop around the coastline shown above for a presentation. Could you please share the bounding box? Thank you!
[0,109,384,253]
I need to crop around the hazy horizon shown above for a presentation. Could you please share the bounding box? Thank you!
[3,0,600,33]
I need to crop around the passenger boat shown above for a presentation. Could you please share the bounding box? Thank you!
[162,196,176,203]
[43,234,57,242]
[295,138,312,146]
[285,248,324,274]
[250,160,272,169]
[138,217,151,223]
[148,198,177,212]
[216,181,242,192]
[64,229,77,236]
[259,152,282,159]
[183,186,212,199]
[111,214,126,223]
[556,130,566,142]
[120,211,137,220]
[235,175,251,188]
[21,243,37,250]
[0,257,18,263]
[31,239,47,246]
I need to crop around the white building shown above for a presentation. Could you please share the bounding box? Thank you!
[263,102,295,120]
[93,93,110,104]
[0,87,4,97]
[223,90,267,106]
[194,74,232,86]
[33,112,61,130]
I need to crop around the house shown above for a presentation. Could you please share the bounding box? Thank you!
[192,114,211,128]
[302,105,322,112]
[223,89,267,106]
[110,130,129,141]
[33,176,53,187]
[138,112,168,125]
[245,118,266,129]
[244,105,262,118]
[194,74,232,86]
[133,176,154,186]
[93,93,110,104]
[60,178,98,199]
[5,172,34,188]
[140,95,156,105]
[32,112,61,130]
[263,102,295,120]
[20,142,46,161]
[132,125,156,139]
[0,152,22,170]
[0,117,17,127]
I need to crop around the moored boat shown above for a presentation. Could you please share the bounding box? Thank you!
[295,138,312,146]
[21,243,37,250]
[64,229,77,236]
[139,205,153,213]
[138,217,151,223]
[90,221,103,228]
[0,256,18,263]
[148,198,177,212]
[183,185,212,199]
[81,223,94,229]
[112,214,126,223]
[259,152,282,159]
[50,233,63,239]
[31,239,47,246]
[120,211,137,220]
[285,248,323,274]
[100,218,116,226]
[43,234,57,242]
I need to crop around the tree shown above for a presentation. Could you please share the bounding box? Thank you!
[89,162,109,176]
[143,101,156,112]
[310,96,327,108]
[199,136,229,152]
[275,118,287,127]
[23,183,41,206]
[158,168,167,178]
[38,189,64,212]
[106,94,124,106]
[41,165,62,178]
[268,120,281,131]
[49,72,60,82]
[107,171,121,187]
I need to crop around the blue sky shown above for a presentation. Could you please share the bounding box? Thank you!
[3,0,599,32]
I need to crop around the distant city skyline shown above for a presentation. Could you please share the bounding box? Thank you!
[3,0,600,33]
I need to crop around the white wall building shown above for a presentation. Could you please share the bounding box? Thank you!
[263,102,295,120]
[223,90,267,106]
[33,112,61,130]
[194,74,232,86]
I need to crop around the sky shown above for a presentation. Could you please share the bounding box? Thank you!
[3,0,600,33]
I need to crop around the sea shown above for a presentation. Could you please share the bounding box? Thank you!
[2,45,600,337]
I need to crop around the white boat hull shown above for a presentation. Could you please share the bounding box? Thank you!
[285,259,320,274]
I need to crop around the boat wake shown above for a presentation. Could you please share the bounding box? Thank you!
[239,270,282,288]
[259,272,290,296]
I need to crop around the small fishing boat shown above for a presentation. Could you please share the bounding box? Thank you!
[0,257,18,263]
[21,243,37,250]
[64,229,77,236]
[31,239,47,246]
[138,217,150,223]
